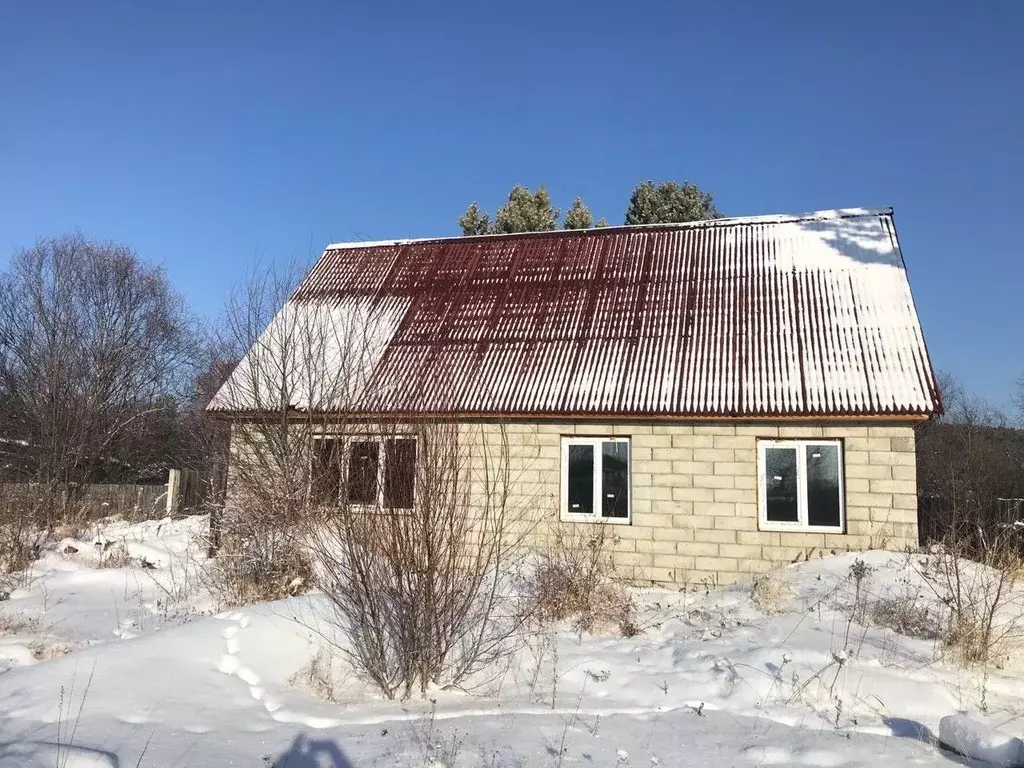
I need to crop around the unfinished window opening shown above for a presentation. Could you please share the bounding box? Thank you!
[314,438,343,505]
[315,436,417,510]
[347,440,380,506]
[561,436,631,523]
[758,439,844,532]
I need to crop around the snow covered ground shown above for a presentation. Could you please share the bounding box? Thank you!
[1,516,1023,767]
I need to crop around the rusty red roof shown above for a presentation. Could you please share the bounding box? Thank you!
[210,208,940,418]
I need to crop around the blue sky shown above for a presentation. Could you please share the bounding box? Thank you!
[1,1,1021,406]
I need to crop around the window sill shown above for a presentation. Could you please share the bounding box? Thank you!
[341,504,416,515]
[559,513,632,525]
[758,522,845,534]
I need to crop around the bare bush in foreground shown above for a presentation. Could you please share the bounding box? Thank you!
[921,520,1024,667]
[211,503,313,605]
[527,522,636,636]
[751,569,791,616]
[869,587,938,639]
[308,422,536,699]
[213,261,539,696]
[206,260,372,604]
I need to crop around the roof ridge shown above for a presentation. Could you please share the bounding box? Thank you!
[324,207,893,251]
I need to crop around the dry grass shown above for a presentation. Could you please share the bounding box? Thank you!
[750,570,791,616]
[28,636,71,661]
[288,649,337,703]
[922,544,1024,668]
[869,589,938,639]
[527,523,637,637]
[0,515,45,599]
[100,542,131,569]
[0,611,40,635]
[0,613,70,661]
[211,523,312,606]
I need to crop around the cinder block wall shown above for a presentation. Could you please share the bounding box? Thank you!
[488,421,918,588]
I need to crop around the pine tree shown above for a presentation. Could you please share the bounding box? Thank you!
[624,181,721,225]
[458,202,492,235]
[562,197,594,230]
[493,185,560,233]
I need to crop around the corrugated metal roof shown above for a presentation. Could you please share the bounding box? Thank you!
[211,208,940,418]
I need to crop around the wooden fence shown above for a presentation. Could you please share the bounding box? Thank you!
[0,469,206,523]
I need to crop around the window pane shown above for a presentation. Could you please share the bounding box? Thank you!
[806,444,841,528]
[764,447,798,522]
[315,439,342,505]
[384,438,416,509]
[601,441,629,518]
[347,441,379,505]
[567,444,594,514]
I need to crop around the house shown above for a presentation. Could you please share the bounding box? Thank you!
[210,208,940,587]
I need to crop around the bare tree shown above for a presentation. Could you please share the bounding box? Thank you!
[211,261,537,693]
[208,258,410,600]
[0,234,198,518]
[306,420,535,699]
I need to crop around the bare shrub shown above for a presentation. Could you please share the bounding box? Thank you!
[869,589,938,639]
[309,422,536,700]
[922,527,1024,668]
[210,505,312,605]
[751,569,791,616]
[527,522,636,636]
[288,649,337,703]
[0,611,40,635]
[99,542,131,569]
[212,262,538,698]
[0,511,45,598]
[204,261,355,606]
[29,636,71,661]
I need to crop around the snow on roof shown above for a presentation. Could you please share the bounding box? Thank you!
[211,208,940,418]
[323,208,894,251]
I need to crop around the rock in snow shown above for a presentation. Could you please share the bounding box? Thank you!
[939,715,1024,767]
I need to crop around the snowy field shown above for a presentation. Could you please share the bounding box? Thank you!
[1,515,1023,767]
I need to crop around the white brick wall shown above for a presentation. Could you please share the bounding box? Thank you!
[475,420,919,587]
[229,419,920,589]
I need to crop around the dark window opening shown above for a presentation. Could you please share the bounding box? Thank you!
[765,447,799,523]
[567,444,594,515]
[347,441,380,506]
[384,438,416,509]
[806,444,841,528]
[315,439,342,505]
[601,440,629,518]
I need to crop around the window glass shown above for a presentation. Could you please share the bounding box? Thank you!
[567,443,594,515]
[764,447,799,522]
[315,439,342,505]
[383,438,416,509]
[347,441,379,505]
[806,443,841,527]
[601,441,629,518]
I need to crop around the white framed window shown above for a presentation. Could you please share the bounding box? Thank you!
[315,436,416,510]
[758,439,845,532]
[560,436,631,524]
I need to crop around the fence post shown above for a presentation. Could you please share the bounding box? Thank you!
[166,469,182,516]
